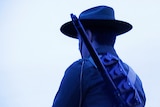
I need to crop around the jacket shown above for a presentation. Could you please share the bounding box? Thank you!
[52,47,146,107]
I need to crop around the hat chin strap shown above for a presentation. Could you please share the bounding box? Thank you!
[79,37,84,58]
[79,40,91,58]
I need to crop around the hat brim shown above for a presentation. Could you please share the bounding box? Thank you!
[60,20,132,38]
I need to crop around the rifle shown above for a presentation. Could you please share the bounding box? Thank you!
[70,14,142,107]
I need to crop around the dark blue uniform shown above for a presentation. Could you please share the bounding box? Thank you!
[52,49,146,107]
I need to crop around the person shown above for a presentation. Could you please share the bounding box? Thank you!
[52,5,146,107]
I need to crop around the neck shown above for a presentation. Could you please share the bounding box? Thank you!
[92,41,118,57]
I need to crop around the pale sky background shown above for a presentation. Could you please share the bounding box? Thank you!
[0,0,160,107]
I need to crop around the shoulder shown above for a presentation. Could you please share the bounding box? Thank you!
[66,58,94,72]
[122,62,146,105]
[64,58,94,78]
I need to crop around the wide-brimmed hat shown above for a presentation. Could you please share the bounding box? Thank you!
[60,5,132,38]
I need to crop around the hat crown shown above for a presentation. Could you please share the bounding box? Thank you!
[79,6,115,20]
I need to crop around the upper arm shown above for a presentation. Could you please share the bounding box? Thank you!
[53,60,82,107]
